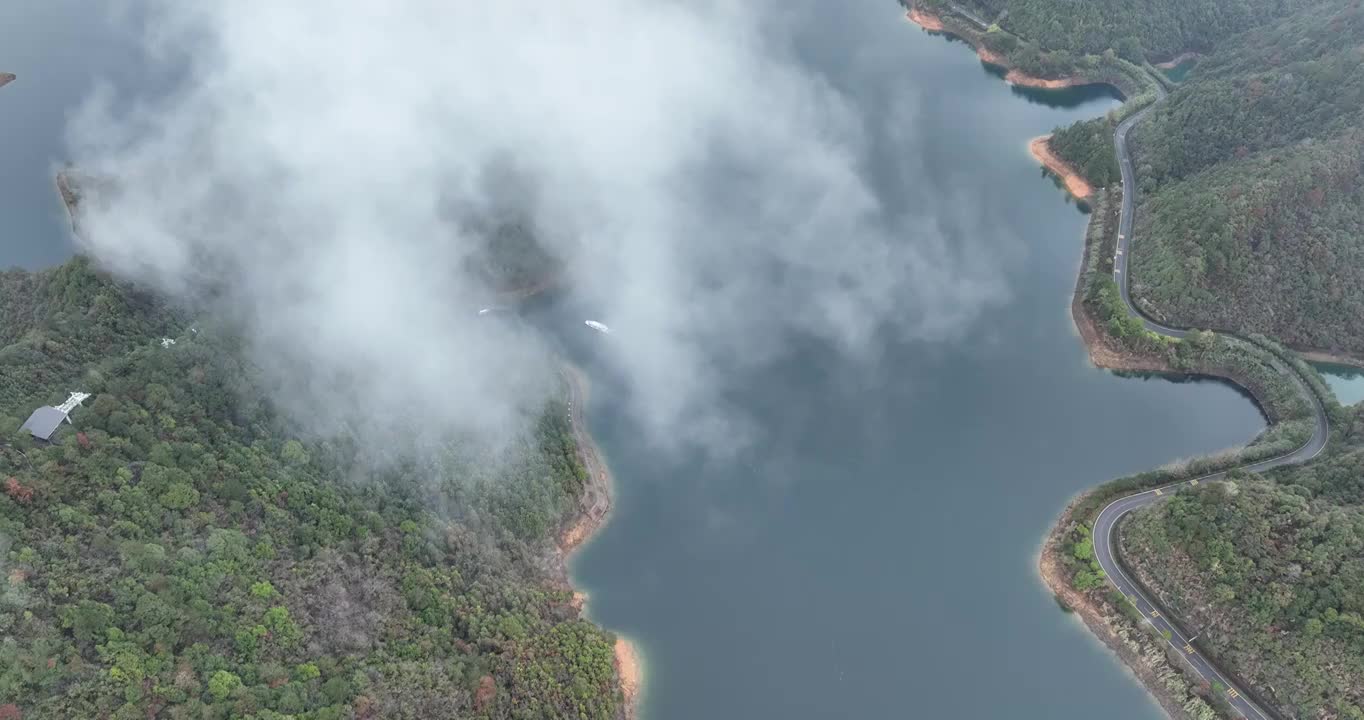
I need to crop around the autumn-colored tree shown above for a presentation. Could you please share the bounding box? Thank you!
[3,477,33,504]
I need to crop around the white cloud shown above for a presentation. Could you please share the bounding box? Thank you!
[66,0,1007,456]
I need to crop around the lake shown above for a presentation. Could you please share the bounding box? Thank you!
[1314,362,1364,406]
[1160,58,1199,84]
[557,5,1264,720]
[2,2,1267,719]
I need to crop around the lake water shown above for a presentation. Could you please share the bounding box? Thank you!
[2,3,1267,719]
[0,1,173,269]
[1160,58,1198,84]
[560,5,1264,720]
[1313,362,1364,406]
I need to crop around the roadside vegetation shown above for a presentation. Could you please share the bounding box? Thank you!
[1121,403,1364,717]
[0,259,621,719]
[1049,63,1344,717]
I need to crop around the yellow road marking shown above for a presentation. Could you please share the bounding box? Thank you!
[1154,489,1164,496]
[1184,644,1194,654]
[1228,689,1240,699]
[1190,479,1199,486]
[1150,610,1160,618]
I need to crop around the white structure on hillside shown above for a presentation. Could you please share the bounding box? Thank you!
[20,392,92,441]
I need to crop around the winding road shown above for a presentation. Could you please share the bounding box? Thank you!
[1095,80,1330,719]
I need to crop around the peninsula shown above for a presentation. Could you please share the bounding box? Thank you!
[0,73,15,90]
[0,182,635,719]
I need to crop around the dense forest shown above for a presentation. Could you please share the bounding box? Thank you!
[1126,1,1364,353]
[1121,401,1364,718]
[955,0,1318,61]
[1048,117,1121,188]
[1015,2,1364,715]
[0,258,621,719]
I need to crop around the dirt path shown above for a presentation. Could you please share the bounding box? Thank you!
[1030,135,1094,200]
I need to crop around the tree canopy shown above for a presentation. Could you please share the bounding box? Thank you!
[0,258,620,719]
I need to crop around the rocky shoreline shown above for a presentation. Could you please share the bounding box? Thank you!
[557,364,641,720]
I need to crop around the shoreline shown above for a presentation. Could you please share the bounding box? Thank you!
[1030,135,1094,200]
[906,5,1229,711]
[904,5,1100,90]
[906,7,1244,715]
[1037,514,1204,720]
[1051,248,1244,720]
[1297,348,1364,370]
[557,364,641,720]
[1153,52,1200,70]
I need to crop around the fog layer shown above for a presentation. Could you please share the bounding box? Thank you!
[67,0,1006,453]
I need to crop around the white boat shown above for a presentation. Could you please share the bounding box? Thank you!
[478,308,492,315]
[585,320,611,334]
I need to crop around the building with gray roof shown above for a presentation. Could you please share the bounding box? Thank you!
[18,392,91,441]
[20,406,70,441]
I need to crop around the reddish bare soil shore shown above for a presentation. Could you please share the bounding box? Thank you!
[1030,135,1094,200]
[1049,302,1223,720]
[557,366,640,719]
[614,637,642,717]
[0,73,15,90]
[903,5,1096,90]
[905,7,946,32]
[1154,52,1200,70]
[1039,528,1205,720]
[1004,69,1090,89]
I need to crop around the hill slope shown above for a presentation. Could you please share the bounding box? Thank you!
[0,258,621,719]
[1127,2,1364,353]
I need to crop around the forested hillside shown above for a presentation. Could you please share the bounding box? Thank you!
[0,259,621,719]
[957,0,1317,61]
[1121,401,1364,718]
[1127,1,1364,353]
[1048,117,1120,188]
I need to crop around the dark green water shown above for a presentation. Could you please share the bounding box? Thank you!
[554,5,1264,719]
[1161,58,1198,84]
[2,3,1267,719]
[0,1,173,269]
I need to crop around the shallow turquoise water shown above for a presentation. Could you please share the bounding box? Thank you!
[1314,362,1364,406]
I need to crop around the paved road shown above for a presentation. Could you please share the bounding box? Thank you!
[1095,79,1330,720]
[945,1,990,29]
